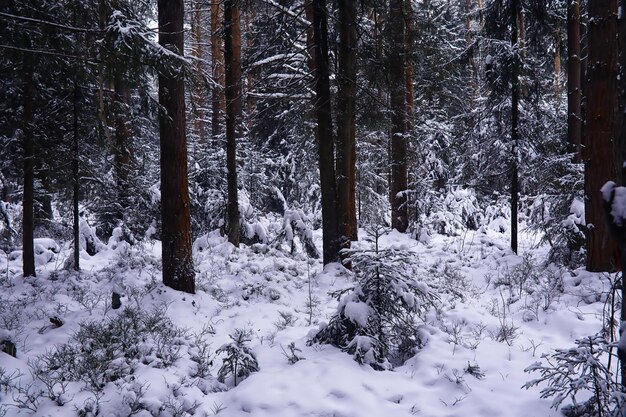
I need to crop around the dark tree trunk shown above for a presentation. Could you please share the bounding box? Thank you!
[336,0,358,265]
[618,0,626,388]
[584,0,619,272]
[22,53,35,278]
[158,0,195,293]
[619,0,626,185]
[405,0,416,225]
[211,0,224,143]
[113,75,132,221]
[312,0,340,265]
[224,0,241,247]
[568,0,582,162]
[510,0,520,254]
[73,80,80,271]
[191,0,205,146]
[389,0,408,233]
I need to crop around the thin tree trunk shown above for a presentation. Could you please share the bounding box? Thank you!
[73,79,80,271]
[158,0,195,293]
[113,75,132,221]
[389,0,408,233]
[224,0,241,246]
[336,0,358,265]
[555,28,562,109]
[617,1,626,387]
[618,0,626,185]
[312,0,340,265]
[211,0,224,143]
[192,0,205,146]
[584,0,619,272]
[510,0,520,254]
[568,0,582,162]
[405,0,415,225]
[22,53,35,278]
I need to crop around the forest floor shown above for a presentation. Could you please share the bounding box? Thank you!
[0,222,611,417]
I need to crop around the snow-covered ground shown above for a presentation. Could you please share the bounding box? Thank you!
[0,225,611,416]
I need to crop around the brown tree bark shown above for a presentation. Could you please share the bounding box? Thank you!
[224,0,242,247]
[73,79,81,271]
[510,0,520,254]
[336,0,358,264]
[405,0,415,225]
[211,0,224,143]
[191,0,205,146]
[22,53,35,278]
[554,28,562,108]
[312,0,340,265]
[389,0,408,233]
[567,0,582,162]
[584,0,619,272]
[158,0,195,293]
[113,75,132,221]
[619,0,626,185]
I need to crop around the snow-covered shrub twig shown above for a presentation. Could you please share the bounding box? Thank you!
[523,333,626,417]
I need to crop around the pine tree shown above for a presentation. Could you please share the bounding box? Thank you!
[389,0,408,233]
[567,0,582,162]
[336,0,359,253]
[312,0,340,265]
[224,0,242,247]
[584,0,619,272]
[158,0,195,293]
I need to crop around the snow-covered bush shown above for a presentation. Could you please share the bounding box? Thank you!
[310,227,436,370]
[524,333,626,417]
[33,306,187,391]
[216,329,259,387]
[273,209,319,258]
[420,188,483,236]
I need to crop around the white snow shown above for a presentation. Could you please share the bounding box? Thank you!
[0,220,614,417]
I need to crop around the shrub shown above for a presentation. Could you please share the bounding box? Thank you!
[310,227,436,369]
[216,329,259,387]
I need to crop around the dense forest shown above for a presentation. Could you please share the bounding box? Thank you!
[1,0,626,416]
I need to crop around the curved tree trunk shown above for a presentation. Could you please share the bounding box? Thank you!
[158,0,195,293]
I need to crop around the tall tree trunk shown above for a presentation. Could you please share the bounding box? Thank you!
[211,0,224,143]
[584,0,619,272]
[22,53,35,278]
[312,0,340,265]
[113,75,132,221]
[510,0,520,254]
[618,2,626,387]
[568,0,582,162]
[192,0,205,146]
[554,28,562,109]
[224,0,241,247]
[336,0,358,264]
[405,0,415,225]
[389,0,408,233]
[619,0,626,185]
[73,79,81,271]
[158,0,195,293]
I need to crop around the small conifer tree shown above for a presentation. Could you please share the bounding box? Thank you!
[311,226,436,369]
